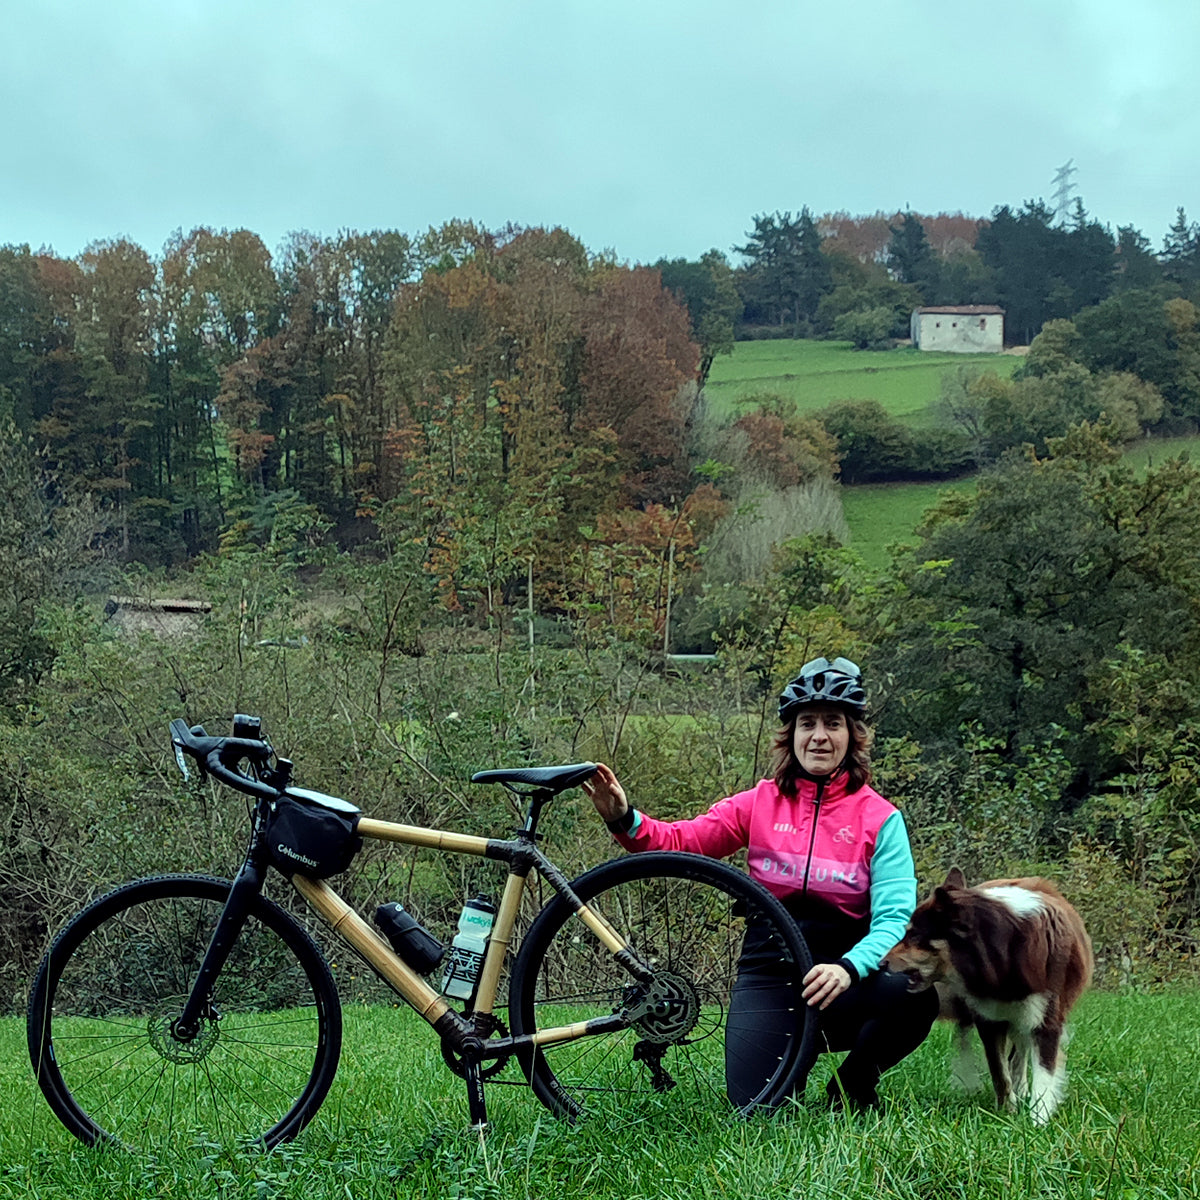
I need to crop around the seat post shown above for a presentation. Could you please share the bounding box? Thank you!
[519,788,555,839]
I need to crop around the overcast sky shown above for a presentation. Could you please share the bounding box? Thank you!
[4,0,1198,265]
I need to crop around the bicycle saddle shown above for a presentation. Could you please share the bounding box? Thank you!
[470,763,598,794]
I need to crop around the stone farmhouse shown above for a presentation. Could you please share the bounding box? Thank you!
[910,305,1004,353]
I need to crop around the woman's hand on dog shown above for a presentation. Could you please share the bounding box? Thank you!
[803,962,851,1009]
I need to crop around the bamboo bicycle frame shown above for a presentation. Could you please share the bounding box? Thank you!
[288,808,646,1123]
[158,724,653,1129]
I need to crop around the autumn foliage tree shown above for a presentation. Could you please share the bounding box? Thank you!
[577,265,699,506]
[372,230,704,608]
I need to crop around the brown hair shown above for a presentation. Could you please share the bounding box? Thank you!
[771,708,874,797]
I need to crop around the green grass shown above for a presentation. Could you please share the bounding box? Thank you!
[1121,434,1200,473]
[5,991,1200,1199]
[839,436,1200,570]
[841,478,977,570]
[705,339,1020,423]
[705,342,1200,570]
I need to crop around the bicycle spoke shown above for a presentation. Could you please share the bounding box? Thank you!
[512,854,814,1121]
[212,1037,317,1092]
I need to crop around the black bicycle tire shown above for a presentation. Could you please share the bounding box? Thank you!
[27,874,342,1154]
[508,852,816,1120]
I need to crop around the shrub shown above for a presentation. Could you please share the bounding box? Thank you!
[831,306,895,350]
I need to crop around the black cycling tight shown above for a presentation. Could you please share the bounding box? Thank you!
[725,962,938,1108]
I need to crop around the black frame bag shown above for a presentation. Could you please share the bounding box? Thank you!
[265,793,362,879]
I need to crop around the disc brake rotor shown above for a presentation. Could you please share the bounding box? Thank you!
[623,970,700,1044]
[147,1013,220,1064]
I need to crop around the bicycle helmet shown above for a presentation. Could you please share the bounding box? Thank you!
[778,656,866,721]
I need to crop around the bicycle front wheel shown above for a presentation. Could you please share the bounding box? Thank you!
[509,852,816,1121]
[28,874,341,1156]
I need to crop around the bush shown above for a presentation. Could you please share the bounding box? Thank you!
[831,306,895,350]
[735,324,810,341]
[816,400,977,483]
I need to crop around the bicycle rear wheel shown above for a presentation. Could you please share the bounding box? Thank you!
[509,852,815,1121]
[28,874,341,1156]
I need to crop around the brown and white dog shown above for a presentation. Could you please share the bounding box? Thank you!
[885,867,1093,1124]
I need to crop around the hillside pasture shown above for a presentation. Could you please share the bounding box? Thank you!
[707,339,1200,571]
[841,435,1200,569]
[704,339,1020,424]
[1122,433,1200,473]
[840,478,977,569]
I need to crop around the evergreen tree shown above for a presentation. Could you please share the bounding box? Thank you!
[1061,200,1116,313]
[1162,207,1200,295]
[886,212,940,300]
[977,202,1058,342]
[736,209,832,333]
[1114,225,1162,291]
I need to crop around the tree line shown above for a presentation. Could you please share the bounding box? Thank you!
[0,223,705,567]
[713,202,1200,347]
[3,200,1200,565]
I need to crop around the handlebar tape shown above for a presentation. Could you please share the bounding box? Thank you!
[169,718,279,800]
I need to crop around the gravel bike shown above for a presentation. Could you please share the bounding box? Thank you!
[28,715,816,1156]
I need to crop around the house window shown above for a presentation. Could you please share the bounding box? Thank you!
[980,318,986,329]
[952,322,957,328]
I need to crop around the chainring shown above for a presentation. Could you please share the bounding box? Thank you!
[441,1014,512,1080]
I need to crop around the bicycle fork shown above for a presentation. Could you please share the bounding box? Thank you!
[173,858,266,1040]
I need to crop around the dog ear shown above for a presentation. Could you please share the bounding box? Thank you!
[928,890,972,941]
[943,866,967,890]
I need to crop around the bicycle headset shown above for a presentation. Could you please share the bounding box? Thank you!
[777,656,866,721]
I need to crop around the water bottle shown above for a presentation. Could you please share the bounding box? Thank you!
[374,903,445,975]
[440,896,496,999]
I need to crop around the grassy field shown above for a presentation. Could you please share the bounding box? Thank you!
[4,991,1198,1199]
[840,436,1200,570]
[840,478,976,569]
[709,340,1200,569]
[1122,434,1200,473]
[704,339,1020,423]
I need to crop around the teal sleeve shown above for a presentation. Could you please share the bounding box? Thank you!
[606,809,642,836]
[843,810,917,981]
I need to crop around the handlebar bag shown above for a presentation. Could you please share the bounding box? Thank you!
[265,794,362,879]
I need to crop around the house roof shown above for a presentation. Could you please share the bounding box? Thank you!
[914,305,1004,315]
[107,596,213,613]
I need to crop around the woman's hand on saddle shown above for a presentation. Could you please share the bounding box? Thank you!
[802,962,851,1009]
[582,763,629,823]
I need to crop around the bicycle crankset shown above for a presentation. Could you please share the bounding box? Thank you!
[441,1014,512,1080]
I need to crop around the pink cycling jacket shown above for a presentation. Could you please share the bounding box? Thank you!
[613,772,917,979]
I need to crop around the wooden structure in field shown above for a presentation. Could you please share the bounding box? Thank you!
[104,596,212,639]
